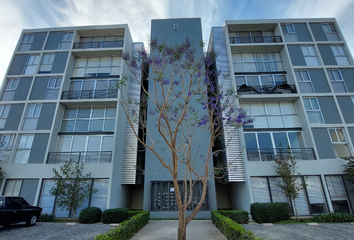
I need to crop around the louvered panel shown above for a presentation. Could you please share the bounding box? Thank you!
[251,177,271,203]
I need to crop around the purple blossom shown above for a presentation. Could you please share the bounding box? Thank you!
[151,39,158,48]
[187,91,192,97]
[173,81,180,86]
[130,61,139,69]
[196,71,201,78]
[204,57,213,67]
[162,79,170,85]
[138,50,147,59]
[197,115,208,127]
[153,57,163,66]
[147,58,153,65]
[122,53,130,61]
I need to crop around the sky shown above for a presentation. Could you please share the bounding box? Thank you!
[0,0,353,84]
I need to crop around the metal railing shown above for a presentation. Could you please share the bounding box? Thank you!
[229,36,282,44]
[246,148,315,161]
[61,89,118,100]
[73,40,124,49]
[237,84,296,95]
[47,151,112,164]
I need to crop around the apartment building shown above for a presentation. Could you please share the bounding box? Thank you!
[0,18,353,218]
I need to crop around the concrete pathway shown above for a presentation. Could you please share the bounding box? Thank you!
[130,220,227,240]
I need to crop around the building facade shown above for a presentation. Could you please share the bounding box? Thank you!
[0,18,353,218]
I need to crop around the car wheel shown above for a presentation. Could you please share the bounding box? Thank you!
[26,214,37,226]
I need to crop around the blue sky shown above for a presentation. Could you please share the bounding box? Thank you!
[0,0,353,82]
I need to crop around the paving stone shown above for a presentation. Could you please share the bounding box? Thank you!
[307,223,319,226]
[110,223,120,227]
[262,223,273,227]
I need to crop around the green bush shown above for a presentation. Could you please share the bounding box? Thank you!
[218,210,249,224]
[78,207,102,224]
[95,211,150,240]
[127,210,143,219]
[101,208,130,224]
[313,212,354,223]
[211,211,262,240]
[38,213,55,222]
[250,202,291,223]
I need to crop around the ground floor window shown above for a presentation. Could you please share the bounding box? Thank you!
[325,175,352,213]
[38,178,109,217]
[151,181,208,211]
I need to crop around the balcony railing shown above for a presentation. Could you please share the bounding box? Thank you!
[47,151,112,164]
[73,40,124,49]
[237,84,296,95]
[246,148,315,161]
[61,89,118,100]
[229,36,282,44]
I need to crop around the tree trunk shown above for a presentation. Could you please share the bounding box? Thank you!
[177,209,186,240]
[293,198,299,222]
[73,209,76,222]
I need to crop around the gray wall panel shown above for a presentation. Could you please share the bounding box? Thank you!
[8,55,28,75]
[37,103,56,130]
[337,97,354,123]
[30,32,47,51]
[45,32,62,50]
[312,128,336,159]
[51,52,68,73]
[348,128,354,147]
[13,77,32,101]
[308,69,330,93]
[3,104,24,130]
[30,77,48,100]
[294,23,312,42]
[318,97,341,124]
[318,45,337,65]
[310,23,327,41]
[20,179,39,205]
[28,134,49,164]
[288,45,306,66]
[341,69,354,92]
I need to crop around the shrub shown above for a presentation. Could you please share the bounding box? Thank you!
[101,208,130,224]
[127,210,143,219]
[250,202,291,223]
[38,213,55,222]
[95,211,150,240]
[313,212,354,223]
[79,207,102,224]
[218,210,249,224]
[211,211,263,240]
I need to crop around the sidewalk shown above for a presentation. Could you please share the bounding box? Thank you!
[129,220,227,240]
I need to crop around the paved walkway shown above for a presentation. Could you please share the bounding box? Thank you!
[242,222,354,240]
[130,220,227,240]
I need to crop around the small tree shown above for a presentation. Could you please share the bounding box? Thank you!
[50,159,96,222]
[343,156,354,186]
[274,151,305,222]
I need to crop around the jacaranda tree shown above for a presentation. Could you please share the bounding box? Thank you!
[118,38,253,240]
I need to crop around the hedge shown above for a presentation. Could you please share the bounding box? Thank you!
[312,212,354,223]
[127,210,143,219]
[102,208,130,224]
[211,211,262,240]
[218,210,249,224]
[95,211,150,240]
[79,207,102,224]
[250,202,291,223]
[38,213,55,222]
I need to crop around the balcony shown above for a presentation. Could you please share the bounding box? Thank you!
[237,84,296,95]
[73,41,124,49]
[246,148,315,161]
[61,89,118,100]
[229,36,282,44]
[47,151,112,164]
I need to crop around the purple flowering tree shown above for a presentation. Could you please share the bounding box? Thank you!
[119,38,252,240]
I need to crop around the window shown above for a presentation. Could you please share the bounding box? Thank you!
[282,24,297,42]
[303,98,324,124]
[22,104,41,130]
[3,180,23,196]
[23,54,40,75]
[39,54,55,74]
[65,79,118,99]
[241,102,300,128]
[229,30,276,43]
[0,105,10,130]
[19,34,34,51]
[331,45,350,65]
[301,46,319,66]
[72,57,121,78]
[59,32,74,49]
[0,134,15,163]
[328,128,351,158]
[327,69,347,92]
[236,74,287,87]
[1,79,19,101]
[14,134,34,163]
[322,23,340,41]
[325,176,351,213]
[232,52,284,73]
[45,77,62,99]
[60,106,116,132]
[78,35,124,48]
[295,70,314,93]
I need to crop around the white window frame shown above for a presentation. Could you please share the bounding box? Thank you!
[322,23,340,41]
[328,128,351,158]
[1,79,19,101]
[331,45,350,65]
[19,34,34,51]
[39,53,55,74]
[14,134,34,164]
[0,134,15,149]
[327,69,347,92]
[301,46,319,66]
[285,24,295,33]
[23,54,40,75]
[59,32,74,49]
[0,105,10,130]
[295,70,314,93]
[232,52,284,73]
[303,97,324,124]
[22,104,41,130]
[45,77,62,99]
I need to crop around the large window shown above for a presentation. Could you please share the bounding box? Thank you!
[19,34,34,51]
[282,24,297,42]
[38,53,55,74]
[301,46,319,66]
[325,176,351,213]
[1,79,19,101]
[3,179,23,196]
[303,97,324,124]
[328,128,351,158]
[65,79,118,99]
[59,32,74,49]
[23,55,40,75]
[13,134,34,163]
[72,57,121,78]
[229,30,277,43]
[22,104,41,130]
[232,52,284,73]
[0,105,10,130]
[295,70,314,93]
[0,134,15,163]
[331,45,350,65]
[60,106,116,132]
[327,69,347,92]
[45,77,62,99]
[322,23,340,41]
